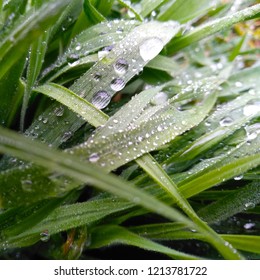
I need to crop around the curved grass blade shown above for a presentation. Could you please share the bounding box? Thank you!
[0,0,71,80]
[198,182,260,223]
[167,4,260,53]
[0,125,197,230]
[34,83,108,127]
[88,225,203,260]
[158,0,219,23]
[20,31,49,131]
[21,20,180,150]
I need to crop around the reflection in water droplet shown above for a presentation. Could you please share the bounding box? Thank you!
[219,116,233,127]
[139,37,163,62]
[91,90,111,109]
[110,78,125,91]
[40,230,50,242]
[88,153,100,163]
[114,58,129,75]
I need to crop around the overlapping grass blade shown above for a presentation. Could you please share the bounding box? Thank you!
[167,4,260,53]
[0,0,71,80]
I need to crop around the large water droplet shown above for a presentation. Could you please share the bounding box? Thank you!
[139,37,164,62]
[114,58,129,75]
[219,116,233,127]
[110,78,125,91]
[91,90,111,109]
[88,153,100,163]
[151,91,168,105]
[243,99,260,116]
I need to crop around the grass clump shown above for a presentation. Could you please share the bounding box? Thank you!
[0,0,259,260]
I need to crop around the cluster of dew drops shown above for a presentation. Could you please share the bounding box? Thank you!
[90,36,164,110]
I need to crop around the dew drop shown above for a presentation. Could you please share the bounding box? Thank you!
[219,116,233,127]
[75,44,81,51]
[42,117,48,124]
[244,202,255,209]
[110,78,125,91]
[139,37,164,62]
[21,179,33,192]
[88,153,100,163]
[114,58,129,75]
[91,90,111,109]
[54,106,64,117]
[151,91,168,105]
[243,99,260,116]
[234,175,243,181]
[61,131,72,142]
[40,230,50,242]
[235,81,243,87]
[243,222,255,229]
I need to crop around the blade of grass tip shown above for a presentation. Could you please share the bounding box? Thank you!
[139,0,168,18]
[117,0,144,21]
[34,83,109,127]
[136,154,244,260]
[20,31,50,131]
[83,0,106,25]
[167,3,260,54]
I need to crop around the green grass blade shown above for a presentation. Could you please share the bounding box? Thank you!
[20,31,49,131]
[0,125,197,229]
[158,0,219,23]
[167,3,260,53]
[89,225,203,260]
[34,83,108,127]
[0,0,71,80]
[221,235,260,254]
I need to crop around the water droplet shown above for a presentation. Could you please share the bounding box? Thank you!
[75,44,81,51]
[91,90,111,109]
[88,153,100,163]
[61,131,72,142]
[244,202,255,209]
[243,222,255,229]
[98,49,110,60]
[219,116,233,127]
[21,179,33,192]
[243,99,260,116]
[235,81,243,87]
[139,37,163,62]
[151,91,168,105]
[42,117,48,124]
[54,106,64,117]
[234,175,243,181]
[40,230,50,242]
[114,58,129,75]
[110,78,125,91]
